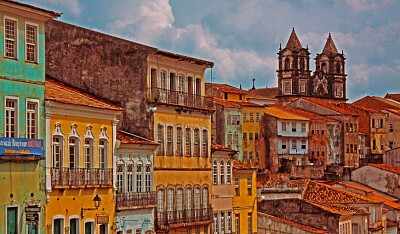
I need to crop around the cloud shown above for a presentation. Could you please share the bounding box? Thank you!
[347,64,394,87]
[342,0,396,12]
[32,0,82,15]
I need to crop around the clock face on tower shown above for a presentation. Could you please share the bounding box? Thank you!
[313,73,328,96]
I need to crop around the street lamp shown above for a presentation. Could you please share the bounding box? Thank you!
[81,195,102,218]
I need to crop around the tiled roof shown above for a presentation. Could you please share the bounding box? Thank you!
[369,164,400,175]
[285,28,303,51]
[211,144,238,153]
[45,78,124,111]
[258,212,328,233]
[231,100,264,107]
[353,96,400,111]
[206,83,248,95]
[386,108,400,115]
[1,0,61,17]
[117,130,157,145]
[265,106,309,121]
[303,180,380,204]
[336,181,374,194]
[232,159,257,170]
[368,194,400,210]
[213,98,241,108]
[350,103,380,113]
[385,93,400,102]
[306,201,367,215]
[301,97,357,116]
[276,105,328,121]
[247,93,278,101]
[248,87,279,98]
[321,34,339,55]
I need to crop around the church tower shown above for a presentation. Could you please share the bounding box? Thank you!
[312,33,347,100]
[277,28,311,98]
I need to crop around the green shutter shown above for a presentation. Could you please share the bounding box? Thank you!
[7,207,18,234]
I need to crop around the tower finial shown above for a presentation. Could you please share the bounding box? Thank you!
[252,78,256,90]
[279,43,282,51]
[292,27,295,32]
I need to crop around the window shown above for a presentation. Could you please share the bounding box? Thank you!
[5,18,17,59]
[157,124,164,155]
[247,177,252,196]
[234,177,240,196]
[136,162,142,192]
[249,113,254,122]
[249,133,253,140]
[283,80,291,95]
[167,188,174,214]
[150,68,157,89]
[99,140,107,169]
[157,189,164,213]
[243,151,247,160]
[301,140,306,150]
[243,113,247,122]
[389,123,394,132]
[281,122,287,132]
[194,128,200,156]
[255,133,259,140]
[186,188,192,213]
[227,133,232,147]
[220,161,225,184]
[84,222,95,234]
[227,212,232,233]
[235,214,240,234]
[202,187,209,210]
[322,147,325,156]
[7,207,18,234]
[346,144,350,153]
[221,212,225,234]
[84,139,93,168]
[213,213,219,234]
[281,140,287,150]
[213,160,218,185]
[177,188,183,213]
[299,80,306,93]
[301,123,306,132]
[185,128,192,156]
[371,119,375,128]
[349,123,353,132]
[224,93,228,99]
[256,113,260,122]
[26,101,38,138]
[53,218,64,234]
[202,129,208,156]
[311,146,315,156]
[243,133,247,140]
[354,123,357,132]
[52,136,63,168]
[291,140,297,150]
[316,124,320,134]
[117,162,124,192]
[247,213,252,234]
[249,152,253,160]
[292,122,296,132]
[5,98,17,137]
[70,218,79,234]
[321,124,325,135]
[300,58,305,70]
[194,187,201,216]
[176,127,183,156]
[145,164,151,192]
[284,58,290,70]
[226,161,232,184]
[166,126,173,155]
[69,138,78,169]
[25,24,38,62]
[160,71,167,90]
[233,134,238,147]
[169,72,176,91]
[127,162,133,192]
[311,125,315,134]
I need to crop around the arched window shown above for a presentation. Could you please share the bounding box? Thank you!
[127,160,134,192]
[145,162,152,192]
[226,161,232,184]
[202,129,208,157]
[167,188,174,218]
[186,187,192,216]
[157,188,165,214]
[336,63,341,74]
[176,126,183,156]
[185,128,192,156]
[194,128,200,157]
[202,187,209,210]
[194,187,201,217]
[157,124,164,155]
[160,70,167,90]
[98,126,109,169]
[166,126,174,156]
[136,161,143,192]
[84,126,95,169]
[220,161,225,184]
[176,188,184,219]
[321,62,327,73]
[213,160,218,185]
[284,58,290,70]
[68,138,78,169]
[300,58,305,70]
[117,159,124,193]
[52,136,63,168]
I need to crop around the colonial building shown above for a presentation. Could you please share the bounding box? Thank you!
[115,131,158,234]
[0,1,59,233]
[45,78,123,233]
[277,28,347,103]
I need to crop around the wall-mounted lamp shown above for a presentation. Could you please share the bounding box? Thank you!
[81,195,102,218]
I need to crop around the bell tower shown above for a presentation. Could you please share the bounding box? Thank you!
[277,28,311,97]
[313,33,347,100]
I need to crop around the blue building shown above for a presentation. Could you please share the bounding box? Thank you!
[0,1,59,233]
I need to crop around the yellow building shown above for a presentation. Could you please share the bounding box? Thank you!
[147,51,214,233]
[45,78,123,234]
[232,160,257,234]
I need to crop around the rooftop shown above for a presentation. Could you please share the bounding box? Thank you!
[301,97,357,116]
[1,0,61,18]
[385,93,400,102]
[265,106,309,121]
[232,159,257,170]
[45,78,124,111]
[213,98,241,108]
[353,96,400,111]
[206,83,248,95]
[117,130,157,145]
[258,212,328,233]
[248,87,279,98]
[368,164,400,175]
[157,49,213,67]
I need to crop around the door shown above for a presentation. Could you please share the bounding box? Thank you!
[7,207,18,234]
[53,219,61,234]
[85,222,93,234]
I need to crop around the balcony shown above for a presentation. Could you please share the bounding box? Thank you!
[148,88,214,110]
[51,168,113,188]
[116,191,156,210]
[157,208,213,230]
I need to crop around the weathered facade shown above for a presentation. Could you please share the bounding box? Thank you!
[0,1,59,233]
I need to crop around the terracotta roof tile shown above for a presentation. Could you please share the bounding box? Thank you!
[232,159,257,170]
[211,144,238,153]
[230,100,264,107]
[368,164,400,175]
[213,98,241,108]
[117,130,157,145]
[304,180,380,204]
[385,93,400,102]
[206,83,248,95]
[353,96,400,111]
[368,194,400,210]
[265,106,309,120]
[258,212,328,233]
[1,0,61,17]
[274,105,331,121]
[302,97,357,116]
[45,78,124,111]
[248,87,279,98]
[336,181,374,194]
[306,201,366,215]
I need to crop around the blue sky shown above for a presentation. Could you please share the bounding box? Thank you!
[26,0,400,101]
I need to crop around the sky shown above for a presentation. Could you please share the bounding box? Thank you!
[25,0,400,101]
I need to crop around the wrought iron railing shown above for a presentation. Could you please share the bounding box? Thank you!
[148,88,214,110]
[157,208,213,227]
[51,168,113,187]
[116,191,156,209]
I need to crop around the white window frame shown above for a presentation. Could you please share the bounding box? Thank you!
[52,215,65,234]
[283,80,292,95]
[117,159,124,193]
[83,220,95,234]
[145,162,151,192]
[52,123,65,169]
[84,126,95,169]
[226,161,232,184]
[126,160,134,192]
[220,160,225,184]
[98,127,109,169]
[68,216,80,234]
[166,125,174,156]
[157,124,165,155]
[68,137,79,169]
[4,16,18,59]
[26,98,39,139]
[136,161,143,193]
[25,21,39,63]
[5,96,19,138]
[213,160,218,185]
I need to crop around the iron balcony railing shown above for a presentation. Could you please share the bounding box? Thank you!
[157,208,213,227]
[116,191,156,210]
[148,88,214,110]
[51,168,113,187]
